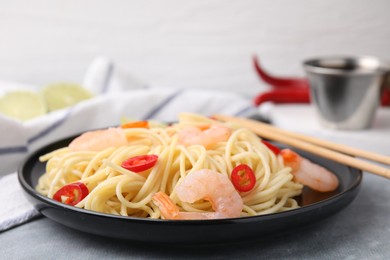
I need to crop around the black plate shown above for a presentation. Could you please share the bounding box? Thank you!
[18,135,362,244]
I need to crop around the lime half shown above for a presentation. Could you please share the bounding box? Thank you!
[0,90,47,121]
[42,83,93,112]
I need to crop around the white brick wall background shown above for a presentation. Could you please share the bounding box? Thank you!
[0,0,389,97]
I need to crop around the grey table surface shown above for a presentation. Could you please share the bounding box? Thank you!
[1,172,389,259]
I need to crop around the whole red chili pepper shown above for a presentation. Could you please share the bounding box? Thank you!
[381,88,390,106]
[254,88,390,106]
[253,88,310,106]
[253,55,308,88]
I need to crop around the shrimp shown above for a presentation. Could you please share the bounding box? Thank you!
[152,169,243,220]
[178,124,231,148]
[68,127,128,151]
[280,149,339,192]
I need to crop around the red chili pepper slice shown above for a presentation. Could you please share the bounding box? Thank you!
[121,121,149,129]
[53,182,89,206]
[121,154,159,173]
[261,140,281,155]
[231,164,256,192]
[253,56,308,88]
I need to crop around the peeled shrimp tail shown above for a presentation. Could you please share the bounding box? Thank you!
[152,169,243,220]
[152,192,180,220]
[152,192,212,220]
[298,158,339,192]
[281,149,339,192]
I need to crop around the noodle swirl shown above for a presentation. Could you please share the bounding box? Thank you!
[36,113,303,218]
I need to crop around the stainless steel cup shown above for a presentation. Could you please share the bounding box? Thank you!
[303,56,390,130]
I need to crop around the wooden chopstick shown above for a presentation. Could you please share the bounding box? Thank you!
[213,114,390,179]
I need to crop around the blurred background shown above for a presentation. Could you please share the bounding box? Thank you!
[0,0,389,97]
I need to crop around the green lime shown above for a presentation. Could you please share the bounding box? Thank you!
[0,90,47,121]
[42,83,93,112]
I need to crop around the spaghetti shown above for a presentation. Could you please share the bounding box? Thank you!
[36,113,303,219]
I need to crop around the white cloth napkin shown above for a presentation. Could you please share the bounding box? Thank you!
[0,57,256,231]
[0,173,40,231]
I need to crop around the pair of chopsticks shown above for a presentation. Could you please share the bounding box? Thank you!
[213,114,390,179]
